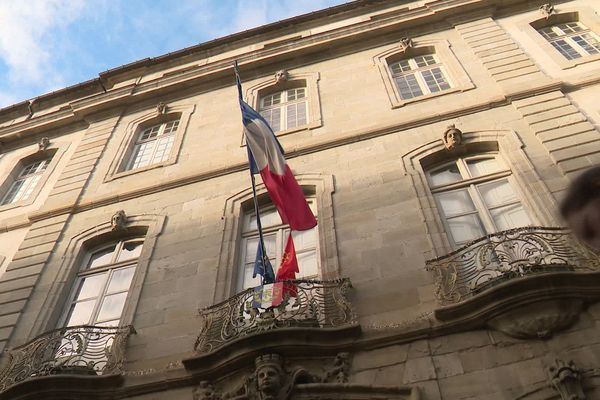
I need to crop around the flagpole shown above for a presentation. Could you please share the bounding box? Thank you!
[235,61,268,286]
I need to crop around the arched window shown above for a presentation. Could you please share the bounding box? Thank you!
[125,119,180,171]
[63,238,144,327]
[389,54,451,100]
[258,86,308,133]
[537,21,600,60]
[238,202,318,291]
[427,154,532,248]
[1,156,53,205]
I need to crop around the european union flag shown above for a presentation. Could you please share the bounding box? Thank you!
[252,242,275,284]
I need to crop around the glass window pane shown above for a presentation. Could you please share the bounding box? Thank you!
[66,299,95,326]
[490,203,531,231]
[478,179,518,207]
[429,163,462,186]
[106,267,136,293]
[97,292,128,322]
[297,251,318,278]
[467,158,502,177]
[573,33,600,55]
[243,264,261,289]
[421,68,450,93]
[435,189,476,217]
[87,245,117,269]
[76,274,107,300]
[447,214,485,244]
[247,208,281,230]
[291,228,317,250]
[551,40,581,60]
[394,73,423,100]
[117,241,143,262]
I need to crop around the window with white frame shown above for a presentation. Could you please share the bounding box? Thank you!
[238,203,318,291]
[1,157,52,205]
[538,22,600,60]
[63,239,143,327]
[427,155,532,248]
[259,87,308,133]
[126,119,179,171]
[389,54,451,100]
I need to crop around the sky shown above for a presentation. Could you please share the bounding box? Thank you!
[0,0,348,108]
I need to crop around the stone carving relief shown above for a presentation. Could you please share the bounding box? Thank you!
[157,102,168,115]
[322,352,350,383]
[398,37,413,52]
[274,70,289,84]
[539,3,555,19]
[111,210,127,231]
[38,137,50,151]
[442,124,462,150]
[193,352,355,400]
[547,358,586,400]
[487,299,583,339]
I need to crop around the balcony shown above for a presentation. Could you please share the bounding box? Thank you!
[193,279,357,355]
[0,325,134,393]
[426,226,600,306]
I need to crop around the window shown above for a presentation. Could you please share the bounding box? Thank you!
[538,22,600,60]
[259,87,308,133]
[1,157,52,205]
[63,239,143,327]
[374,39,474,108]
[239,204,318,290]
[428,155,531,247]
[389,55,451,100]
[126,119,179,171]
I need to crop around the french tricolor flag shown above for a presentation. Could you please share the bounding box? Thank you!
[240,100,317,231]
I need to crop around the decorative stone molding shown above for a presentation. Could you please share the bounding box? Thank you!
[547,358,586,400]
[274,70,288,84]
[195,353,315,400]
[38,137,50,151]
[192,352,418,400]
[194,381,222,400]
[110,210,127,231]
[442,124,462,150]
[486,299,583,339]
[398,37,413,52]
[322,352,351,383]
[156,102,168,115]
[539,4,555,19]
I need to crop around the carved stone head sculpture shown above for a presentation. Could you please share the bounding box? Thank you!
[38,137,50,152]
[111,210,127,231]
[255,354,285,399]
[443,124,463,150]
[156,102,168,115]
[274,70,289,84]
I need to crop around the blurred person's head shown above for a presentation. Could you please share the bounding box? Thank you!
[561,166,600,250]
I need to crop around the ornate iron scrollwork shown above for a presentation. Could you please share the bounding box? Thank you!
[194,279,356,354]
[0,325,134,393]
[425,227,600,305]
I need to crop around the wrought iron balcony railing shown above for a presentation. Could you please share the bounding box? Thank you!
[426,227,600,306]
[0,325,134,393]
[194,279,356,354]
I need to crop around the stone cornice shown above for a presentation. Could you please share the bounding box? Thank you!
[0,0,547,143]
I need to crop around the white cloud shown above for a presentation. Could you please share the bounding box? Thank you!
[0,0,87,84]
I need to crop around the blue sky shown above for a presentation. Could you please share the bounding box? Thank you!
[0,0,348,108]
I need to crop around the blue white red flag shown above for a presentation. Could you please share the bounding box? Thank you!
[252,282,284,309]
[235,71,317,231]
[253,241,275,284]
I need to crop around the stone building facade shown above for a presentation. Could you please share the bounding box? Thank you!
[0,0,599,398]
